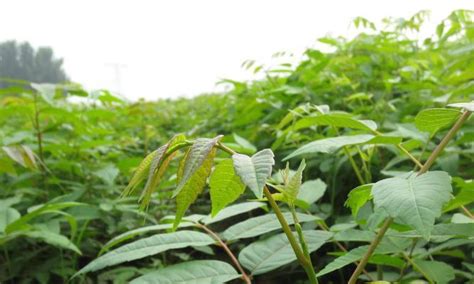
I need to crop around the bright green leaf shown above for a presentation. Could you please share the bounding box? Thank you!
[209,159,246,216]
[345,184,373,217]
[415,108,461,135]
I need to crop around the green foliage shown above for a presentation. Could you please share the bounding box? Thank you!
[0,9,473,284]
[232,149,275,198]
[130,260,241,284]
[209,159,246,216]
[372,171,452,239]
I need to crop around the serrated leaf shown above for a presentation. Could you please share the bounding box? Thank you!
[415,108,461,135]
[412,259,455,284]
[174,148,216,229]
[75,231,215,276]
[130,260,240,284]
[203,202,266,225]
[209,159,246,216]
[291,113,377,132]
[174,136,222,197]
[284,135,374,160]
[372,171,452,239]
[239,230,332,275]
[222,212,319,241]
[122,150,159,197]
[281,160,306,205]
[345,184,373,217]
[232,149,275,198]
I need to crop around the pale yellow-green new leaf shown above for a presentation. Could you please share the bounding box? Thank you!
[174,148,216,229]
[209,159,245,217]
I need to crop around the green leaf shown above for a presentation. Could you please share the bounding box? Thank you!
[209,159,246,216]
[2,145,37,169]
[6,202,82,234]
[174,136,222,197]
[443,178,474,212]
[284,135,374,160]
[174,148,215,229]
[415,108,461,135]
[140,135,186,209]
[0,207,21,233]
[372,171,452,239]
[291,114,377,132]
[222,212,319,241]
[130,260,240,284]
[345,184,373,217]
[100,222,196,254]
[203,202,266,225]
[239,230,332,275]
[23,229,81,254]
[94,164,119,185]
[412,259,455,284]
[122,150,159,197]
[75,231,215,276]
[296,179,327,208]
[281,160,306,205]
[233,133,257,153]
[232,149,275,198]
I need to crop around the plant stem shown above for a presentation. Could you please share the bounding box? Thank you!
[343,146,365,184]
[263,187,318,284]
[348,217,392,284]
[348,109,471,283]
[198,224,251,284]
[397,144,423,169]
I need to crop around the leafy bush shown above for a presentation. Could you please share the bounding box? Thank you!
[0,10,473,283]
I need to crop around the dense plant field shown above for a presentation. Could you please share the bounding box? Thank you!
[1,10,473,283]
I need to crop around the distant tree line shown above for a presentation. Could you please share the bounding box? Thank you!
[0,40,69,88]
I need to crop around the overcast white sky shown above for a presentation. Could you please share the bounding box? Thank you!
[1,0,473,100]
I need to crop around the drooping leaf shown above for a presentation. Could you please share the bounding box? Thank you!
[239,230,332,275]
[23,229,81,255]
[75,231,215,276]
[122,150,159,197]
[232,149,275,198]
[345,184,373,217]
[209,159,246,216]
[130,260,240,284]
[372,171,452,239]
[291,114,377,132]
[412,259,455,284]
[100,222,196,254]
[284,135,374,160]
[174,136,222,197]
[174,148,216,229]
[415,108,461,135]
[222,212,319,241]
[202,202,266,225]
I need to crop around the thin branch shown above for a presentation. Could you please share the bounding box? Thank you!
[198,224,251,284]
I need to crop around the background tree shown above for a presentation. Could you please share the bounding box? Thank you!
[0,40,69,88]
